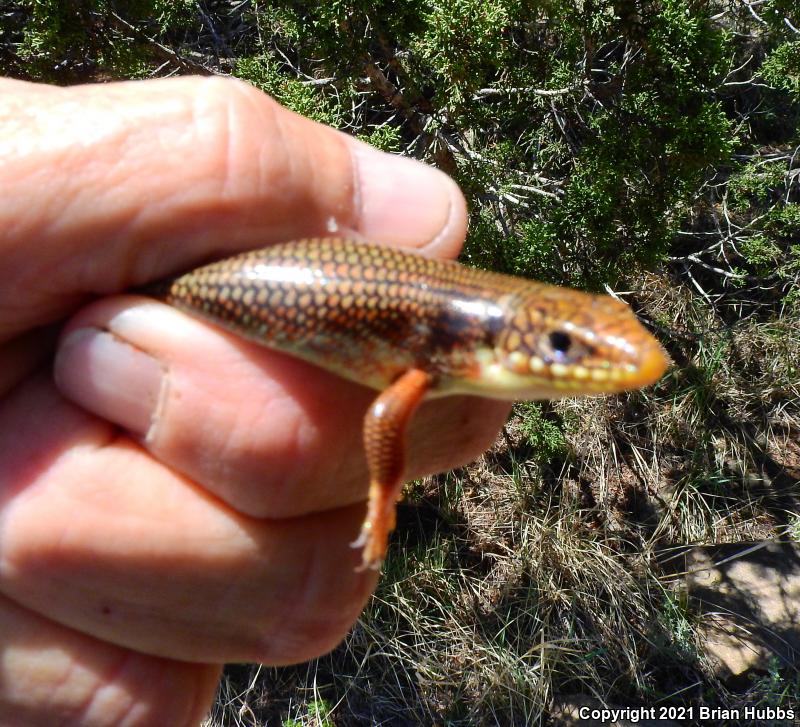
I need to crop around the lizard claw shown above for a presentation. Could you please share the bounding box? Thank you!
[351,517,388,571]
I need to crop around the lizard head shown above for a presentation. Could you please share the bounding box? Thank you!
[448,284,669,401]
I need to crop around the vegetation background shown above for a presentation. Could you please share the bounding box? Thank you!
[2,1,799,724]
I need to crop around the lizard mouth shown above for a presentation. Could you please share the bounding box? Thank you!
[457,327,669,401]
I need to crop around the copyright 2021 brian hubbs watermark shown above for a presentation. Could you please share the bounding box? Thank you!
[577,705,795,723]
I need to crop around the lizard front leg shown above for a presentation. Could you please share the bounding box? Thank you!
[352,368,432,571]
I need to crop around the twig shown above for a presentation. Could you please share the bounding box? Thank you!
[668,253,748,280]
[473,83,581,100]
[507,183,562,200]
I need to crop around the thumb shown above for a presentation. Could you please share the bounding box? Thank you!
[0,76,467,341]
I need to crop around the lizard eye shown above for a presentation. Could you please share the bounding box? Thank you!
[549,331,572,355]
[540,330,590,363]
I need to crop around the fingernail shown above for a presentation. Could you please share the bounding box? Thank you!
[54,327,164,436]
[351,140,463,248]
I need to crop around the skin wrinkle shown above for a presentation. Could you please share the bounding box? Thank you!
[255,520,367,666]
[207,550,257,626]
[330,129,358,231]
[189,78,238,205]
[55,155,144,298]
[236,87,322,244]
[419,173,458,257]
[232,384,332,517]
[44,633,80,705]
[184,331,368,516]
[152,87,209,157]
[2,81,255,337]
[136,519,284,663]
[264,97,301,223]
[271,539,324,663]
[48,122,136,259]
[1,209,77,334]
[142,360,169,448]
[10,607,118,725]
[2,170,145,340]
[267,97,358,238]
[104,650,188,726]
[182,667,220,727]
[199,350,371,514]
[161,351,279,498]
[220,78,238,204]
[260,400,311,515]
[246,88,286,212]
[206,406,267,491]
[218,77,285,210]
[347,130,364,234]
[87,651,142,727]
[117,441,251,534]
[275,389,368,516]
[117,139,226,285]
[279,357,366,504]
[106,696,140,727]
[0,379,114,509]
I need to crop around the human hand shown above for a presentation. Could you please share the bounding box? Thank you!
[0,76,510,725]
